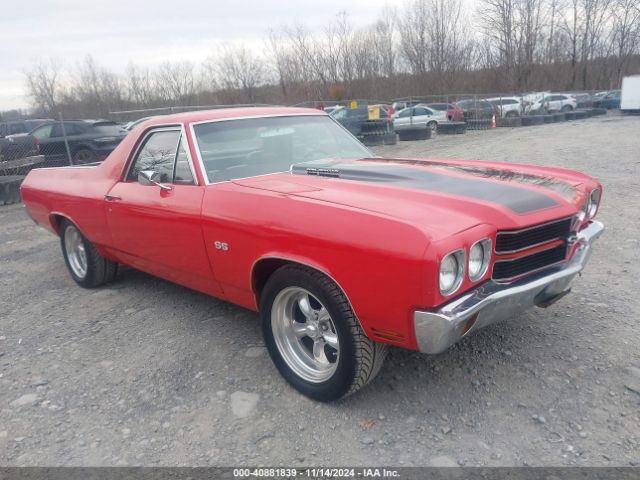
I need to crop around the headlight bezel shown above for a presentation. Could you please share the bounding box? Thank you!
[587,188,601,219]
[439,248,466,297]
[468,238,492,282]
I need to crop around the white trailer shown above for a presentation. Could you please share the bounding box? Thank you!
[621,75,640,113]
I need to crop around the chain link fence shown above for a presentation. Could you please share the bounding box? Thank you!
[0,90,618,204]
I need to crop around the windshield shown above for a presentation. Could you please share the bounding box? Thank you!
[193,115,372,183]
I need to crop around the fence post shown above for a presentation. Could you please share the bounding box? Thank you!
[58,112,73,166]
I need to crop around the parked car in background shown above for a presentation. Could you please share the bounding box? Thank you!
[594,90,621,109]
[528,94,576,114]
[392,105,448,132]
[124,116,159,131]
[391,100,421,112]
[454,99,497,121]
[0,119,52,137]
[25,120,128,165]
[571,93,593,108]
[323,105,342,115]
[370,104,395,120]
[425,103,465,122]
[485,97,522,117]
[0,133,40,162]
[20,107,604,401]
[330,106,372,135]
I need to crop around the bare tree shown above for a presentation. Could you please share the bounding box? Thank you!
[154,61,197,105]
[398,0,430,75]
[125,62,157,105]
[24,58,63,114]
[208,45,266,103]
[479,0,517,87]
[611,0,640,84]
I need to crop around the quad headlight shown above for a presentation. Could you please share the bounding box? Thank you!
[587,188,601,219]
[439,249,465,296]
[468,238,492,281]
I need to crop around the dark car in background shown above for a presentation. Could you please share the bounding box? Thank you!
[425,103,465,121]
[0,119,52,138]
[454,99,497,121]
[330,106,372,135]
[594,90,621,109]
[26,120,127,165]
[0,120,50,162]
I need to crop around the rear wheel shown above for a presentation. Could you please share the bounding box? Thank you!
[561,105,573,112]
[60,220,117,288]
[73,148,96,164]
[261,265,386,402]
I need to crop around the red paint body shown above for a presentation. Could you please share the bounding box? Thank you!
[20,107,601,351]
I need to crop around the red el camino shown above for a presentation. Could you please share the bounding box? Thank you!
[21,107,604,401]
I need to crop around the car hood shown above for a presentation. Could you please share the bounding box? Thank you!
[233,157,586,241]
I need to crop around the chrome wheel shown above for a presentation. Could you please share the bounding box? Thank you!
[64,225,88,278]
[271,287,340,383]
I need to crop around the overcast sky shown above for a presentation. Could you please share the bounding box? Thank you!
[1,0,398,111]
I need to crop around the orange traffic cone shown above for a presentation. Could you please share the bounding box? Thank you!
[491,115,497,128]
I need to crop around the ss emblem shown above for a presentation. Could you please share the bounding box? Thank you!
[214,241,229,251]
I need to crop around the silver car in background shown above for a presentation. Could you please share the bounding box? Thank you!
[392,105,448,133]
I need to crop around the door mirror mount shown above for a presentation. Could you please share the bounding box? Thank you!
[138,170,173,191]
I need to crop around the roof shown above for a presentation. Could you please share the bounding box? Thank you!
[141,107,326,127]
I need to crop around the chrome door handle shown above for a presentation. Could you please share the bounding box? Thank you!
[104,194,121,201]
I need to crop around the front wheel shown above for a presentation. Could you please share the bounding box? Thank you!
[60,220,117,288]
[261,265,387,401]
[427,121,437,132]
[561,105,573,112]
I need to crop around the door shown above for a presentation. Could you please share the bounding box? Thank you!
[393,108,414,130]
[104,127,220,295]
[411,107,431,126]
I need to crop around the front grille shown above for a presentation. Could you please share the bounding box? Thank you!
[495,217,572,253]
[493,244,567,281]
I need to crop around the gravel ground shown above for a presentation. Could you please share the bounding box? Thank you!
[1,113,639,467]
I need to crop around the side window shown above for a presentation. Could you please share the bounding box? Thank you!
[398,109,413,118]
[9,123,26,135]
[127,130,180,182]
[32,124,53,140]
[51,123,83,137]
[413,108,429,116]
[173,137,195,185]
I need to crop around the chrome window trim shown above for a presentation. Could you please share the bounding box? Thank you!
[124,124,198,186]
[188,112,371,186]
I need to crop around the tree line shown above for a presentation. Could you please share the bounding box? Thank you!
[22,0,640,119]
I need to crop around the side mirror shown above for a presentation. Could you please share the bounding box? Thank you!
[138,170,172,191]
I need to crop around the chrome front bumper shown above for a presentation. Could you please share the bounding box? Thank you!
[413,220,604,354]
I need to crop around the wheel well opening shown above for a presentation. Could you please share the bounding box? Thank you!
[50,214,67,235]
[252,258,290,302]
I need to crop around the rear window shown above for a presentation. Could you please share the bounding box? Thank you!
[8,123,27,135]
[94,125,126,135]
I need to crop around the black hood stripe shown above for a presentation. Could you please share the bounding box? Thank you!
[291,161,559,214]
